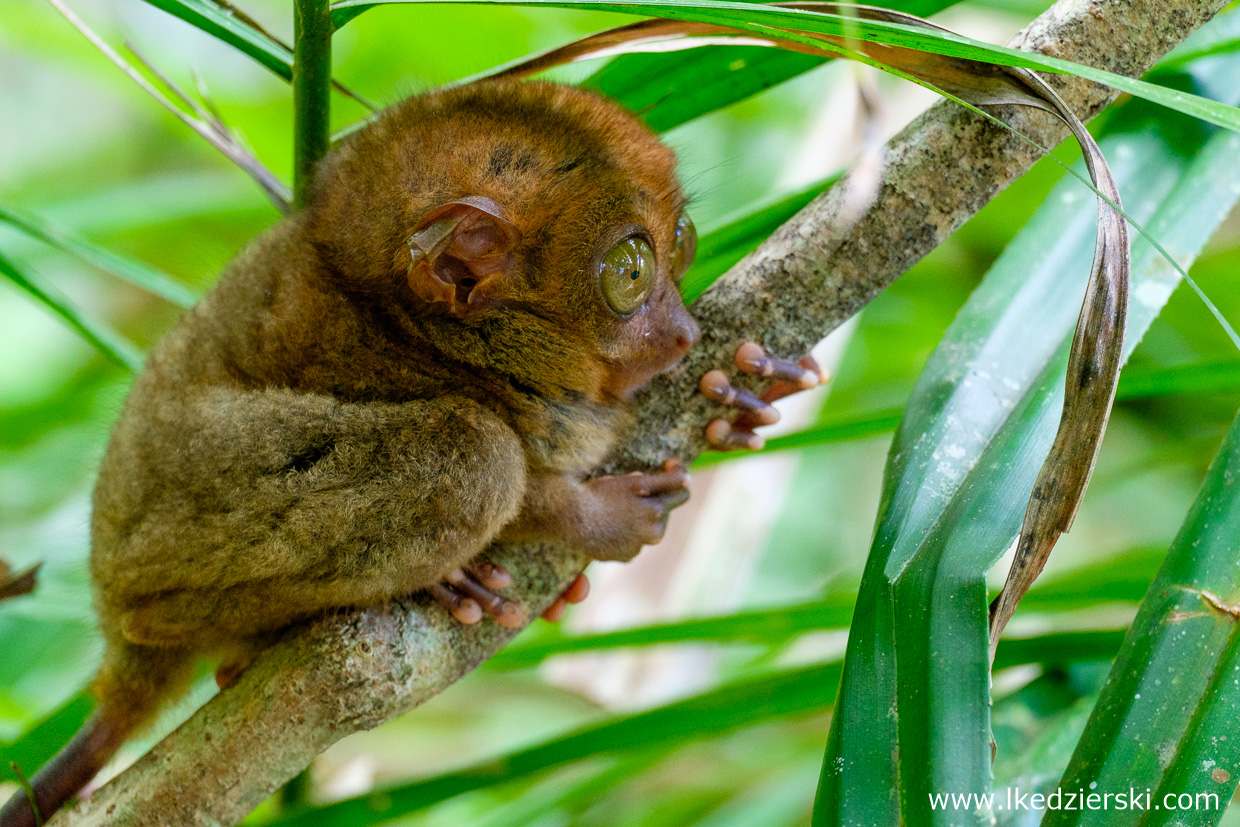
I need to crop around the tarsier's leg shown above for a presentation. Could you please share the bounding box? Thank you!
[97,388,528,646]
[700,342,827,451]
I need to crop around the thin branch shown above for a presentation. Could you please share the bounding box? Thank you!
[44,0,291,212]
[53,0,1230,823]
[292,0,333,209]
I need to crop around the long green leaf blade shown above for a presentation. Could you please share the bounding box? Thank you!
[330,0,1240,135]
[0,251,143,371]
[0,204,197,308]
[270,625,1124,827]
[1046,413,1240,826]
[138,0,294,80]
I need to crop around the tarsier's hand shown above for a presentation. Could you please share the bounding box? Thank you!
[700,341,827,451]
[582,459,691,555]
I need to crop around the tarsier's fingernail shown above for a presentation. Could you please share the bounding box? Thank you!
[457,598,483,624]
[700,370,733,402]
[497,600,526,628]
[566,575,590,603]
[705,418,733,446]
[735,341,767,373]
[477,563,511,589]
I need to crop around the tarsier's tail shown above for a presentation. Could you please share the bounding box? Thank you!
[0,640,192,827]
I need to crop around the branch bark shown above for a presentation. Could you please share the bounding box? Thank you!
[56,0,1229,823]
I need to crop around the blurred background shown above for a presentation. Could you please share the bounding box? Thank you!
[3,0,1240,823]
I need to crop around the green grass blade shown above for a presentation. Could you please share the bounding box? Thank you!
[580,0,960,133]
[138,0,294,80]
[490,547,1156,670]
[329,0,1240,135]
[0,204,197,308]
[0,251,143,371]
[815,65,1240,825]
[695,358,1240,468]
[1045,412,1240,827]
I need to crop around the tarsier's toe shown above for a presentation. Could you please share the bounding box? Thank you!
[542,573,590,623]
[705,418,764,451]
[431,582,483,624]
[446,567,526,629]
[734,341,822,389]
[700,370,780,426]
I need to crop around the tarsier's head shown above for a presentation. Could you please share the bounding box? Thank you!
[309,78,700,401]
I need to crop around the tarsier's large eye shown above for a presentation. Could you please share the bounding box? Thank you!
[669,213,697,279]
[600,236,656,316]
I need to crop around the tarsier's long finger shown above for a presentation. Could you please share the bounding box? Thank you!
[735,342,822,390]
[705,417,765,451]
[431,582,482,625]
[447,568,526,628]
[468,561,512,590]
[633,464,690,496]
[731,356,830,431]
[700,370,780,426]
[541,573,590,622]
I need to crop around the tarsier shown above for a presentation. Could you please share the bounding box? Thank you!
[1,78,822,827]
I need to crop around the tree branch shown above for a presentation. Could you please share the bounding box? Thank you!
[55,0,1230,822]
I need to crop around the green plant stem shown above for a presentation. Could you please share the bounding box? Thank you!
[292,0,332,209]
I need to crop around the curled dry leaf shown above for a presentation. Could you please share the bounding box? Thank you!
[495,2,1130,658]
[0,559,42,602]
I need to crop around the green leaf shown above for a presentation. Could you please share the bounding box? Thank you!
[137,0,294,81]
[694,358,1240,469]
[815,62,1240,824]
[584,48,826,134]
[0,251,144,371]
[330,0,1240,135]
[1046,410,1240,827]
[489,546,1156,671]
[0,204,197,308]
[0,694,94,786]
[582,0,973,134]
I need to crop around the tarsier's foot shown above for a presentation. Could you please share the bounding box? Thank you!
[431,562,525,628]
[700,341,827,451]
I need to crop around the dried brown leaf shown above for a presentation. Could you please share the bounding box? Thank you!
[0,560,42,602]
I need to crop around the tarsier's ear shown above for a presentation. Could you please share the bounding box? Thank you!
[406,196,521,317]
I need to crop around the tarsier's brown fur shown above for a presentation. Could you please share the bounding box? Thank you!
[1,79,708,827]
